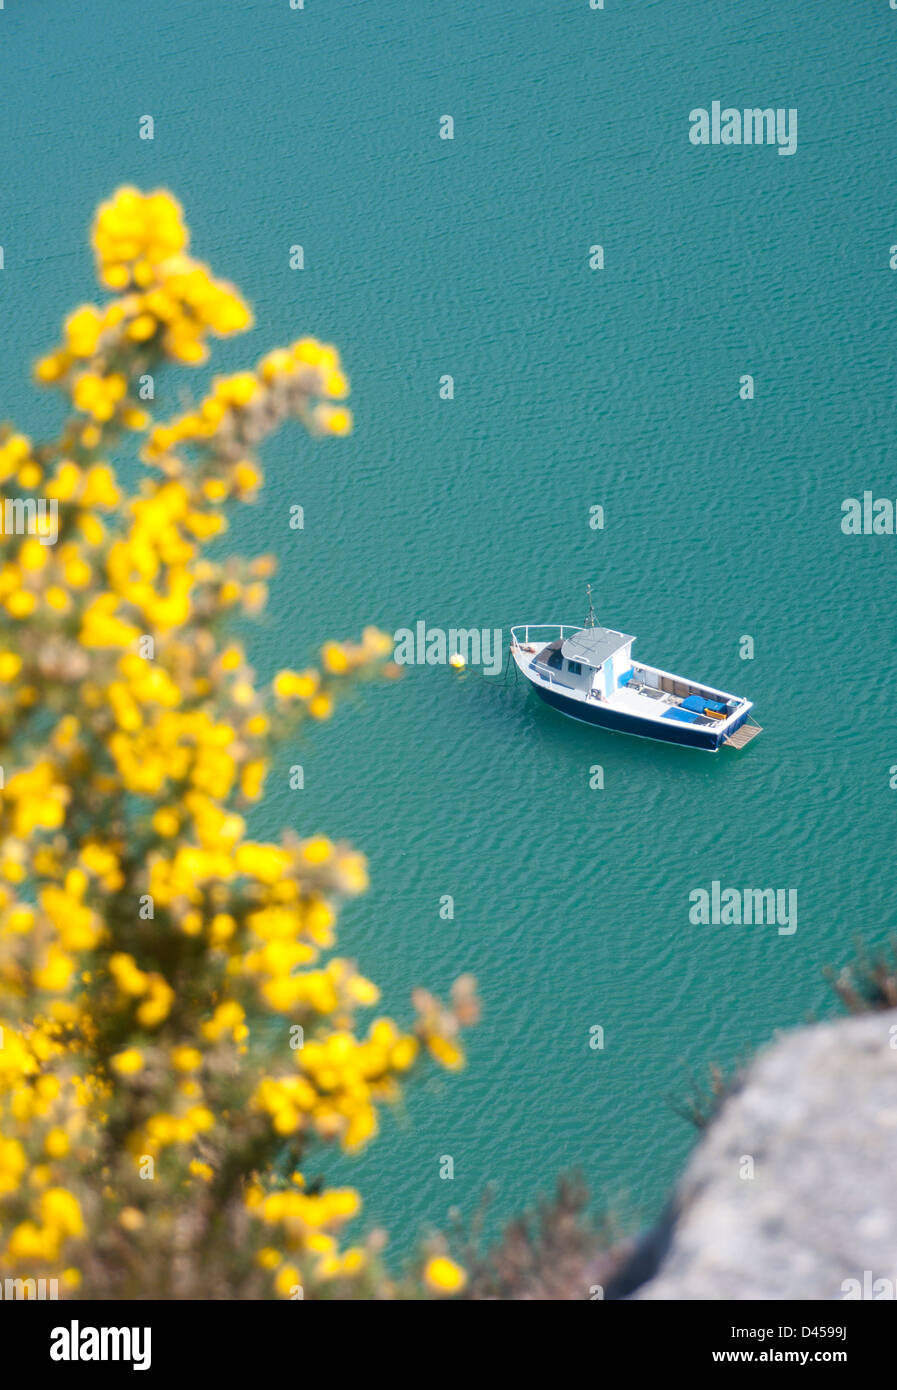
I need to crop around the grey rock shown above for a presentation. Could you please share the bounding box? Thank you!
[627,1009,897,1300]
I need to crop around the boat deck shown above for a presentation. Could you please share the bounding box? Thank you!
[609,684,679,721]
[523,659,736,728]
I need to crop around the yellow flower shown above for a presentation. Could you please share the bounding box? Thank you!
[152,807,180,836]
[423,1255,467,1295]
[82,463,120,507]
[34,353,66,383]
[209,912,236,944]
[65,305,103,357]
[234,842,290,884]
[5,589,36,618]
[171,1046,202,1072]
[109,953,149,996]
[426,1034,465,1071]
[136,976,175,1027]
[127,313,157,342]
[274,1264,302,1298]
[111,1048,144,1076]
[0,650,23,681]
[8,1221,54,1262]
[44,1128,71,1158]
[0,1138,27,1196]
[322,642,349,674]
[301,836,332,866]
[313,404,352,436]
[34,945,76,992]
[45,586,72,612]
[40,1187,85,1238]
[19,537,47,572]
[308,692,333,720]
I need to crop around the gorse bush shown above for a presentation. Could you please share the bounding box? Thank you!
[0,188,476,1300]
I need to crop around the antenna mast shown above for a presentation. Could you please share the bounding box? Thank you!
[585,583,596,628]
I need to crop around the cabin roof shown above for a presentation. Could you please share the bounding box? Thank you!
[561,626,635,667]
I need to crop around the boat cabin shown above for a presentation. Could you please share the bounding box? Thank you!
[533,625,635,700]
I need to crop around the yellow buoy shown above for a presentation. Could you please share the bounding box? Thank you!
[448,652,466,670]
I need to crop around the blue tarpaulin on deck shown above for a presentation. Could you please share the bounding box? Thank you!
[664,706,699,723]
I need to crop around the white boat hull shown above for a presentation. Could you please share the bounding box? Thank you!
[510,624,756,752]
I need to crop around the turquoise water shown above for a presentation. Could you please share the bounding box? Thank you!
[2,1,897,1257]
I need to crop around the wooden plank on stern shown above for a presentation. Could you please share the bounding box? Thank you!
[724,722,763,749]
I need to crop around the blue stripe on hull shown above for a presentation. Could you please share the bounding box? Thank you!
[533,684,734,751]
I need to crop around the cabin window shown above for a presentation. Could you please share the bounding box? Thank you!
[567,661,582,675]
[546,649,563,670]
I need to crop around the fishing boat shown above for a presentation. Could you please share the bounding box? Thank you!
[509,590,761,752]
